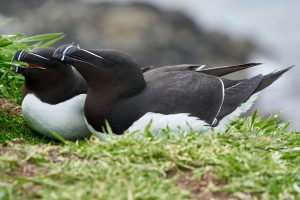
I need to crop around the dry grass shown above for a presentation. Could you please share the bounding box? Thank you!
[0,98,21,115]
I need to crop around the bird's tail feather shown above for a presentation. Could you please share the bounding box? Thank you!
[253,66,294,94]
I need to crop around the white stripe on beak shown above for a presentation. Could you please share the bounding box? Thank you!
[18,50,24,61]
[61,45,76,61]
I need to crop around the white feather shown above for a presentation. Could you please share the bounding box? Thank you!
[127,112,210,134]
[212,77,225,125]
[22,94,91,140]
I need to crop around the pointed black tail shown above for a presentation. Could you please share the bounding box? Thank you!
[253,66,294,94]
[200,62,262,76]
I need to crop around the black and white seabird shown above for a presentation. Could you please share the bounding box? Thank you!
[53,44,292,138]
[12,48,91,140]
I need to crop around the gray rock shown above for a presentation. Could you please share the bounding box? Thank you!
[0,0,255,67]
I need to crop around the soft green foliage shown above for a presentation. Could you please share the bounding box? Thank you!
[0,110,299,200]
[0,31,63,102]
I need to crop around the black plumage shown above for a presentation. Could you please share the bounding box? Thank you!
[53,44,292,134]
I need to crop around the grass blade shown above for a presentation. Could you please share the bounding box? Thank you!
[17,33,64,43]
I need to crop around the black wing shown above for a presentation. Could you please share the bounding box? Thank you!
[216,74,263,121]
[143,63,262,76]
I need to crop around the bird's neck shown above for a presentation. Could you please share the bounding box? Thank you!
[84,80,145,133]
[24,70,85,104]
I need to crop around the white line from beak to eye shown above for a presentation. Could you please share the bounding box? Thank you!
[18,50,24,61]
[30,53,50,61]
[80,49,105,60]
[62,46,75,61]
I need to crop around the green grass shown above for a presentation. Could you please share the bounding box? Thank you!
[0,99,51,144]
[0,27,63,143]
[0,104,299,199]
[1,28,299,199]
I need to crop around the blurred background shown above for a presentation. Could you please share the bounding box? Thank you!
[0,0,299,129]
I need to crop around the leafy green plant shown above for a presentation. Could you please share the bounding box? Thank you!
[0,30,64,102]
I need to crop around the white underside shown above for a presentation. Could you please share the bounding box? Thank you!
[87,93,259,139]
[22,93,91,140]
[127,113,210,134]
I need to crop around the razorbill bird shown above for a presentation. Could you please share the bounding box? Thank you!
[53,44,292,137]
[12,48,91,140]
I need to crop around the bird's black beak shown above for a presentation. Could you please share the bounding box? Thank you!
[53,44,107,67]
[11,50,28,73]
[12,50,28,62]
[11,50,46,74]
[11,65,28,73]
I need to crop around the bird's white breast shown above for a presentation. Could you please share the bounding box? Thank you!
[22,93,91,140]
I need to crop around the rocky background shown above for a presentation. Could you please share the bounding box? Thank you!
[0,0,255,68]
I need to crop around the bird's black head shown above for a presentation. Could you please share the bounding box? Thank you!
[12,47,84,102]
[53,44,145,94]
[12,47,72,79]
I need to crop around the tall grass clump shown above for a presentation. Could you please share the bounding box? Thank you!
[0,24,63,102]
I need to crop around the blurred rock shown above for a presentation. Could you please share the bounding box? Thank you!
[0,0,255,67]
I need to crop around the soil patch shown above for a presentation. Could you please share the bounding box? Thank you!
[0,98,21,115]
[8,160,47,177]
[175,169,237,200]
